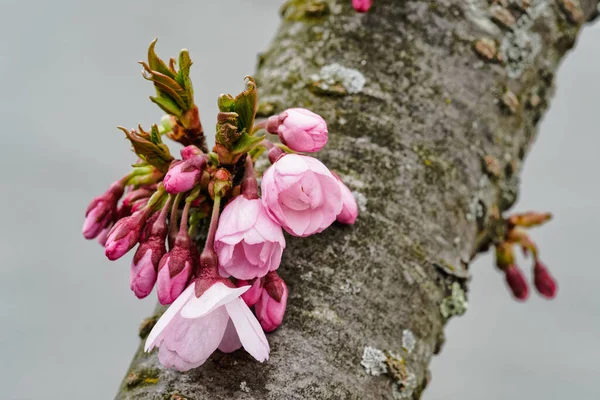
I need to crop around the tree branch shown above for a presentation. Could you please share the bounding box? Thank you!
[117,1,598,398]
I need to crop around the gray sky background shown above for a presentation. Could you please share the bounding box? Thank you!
[1,1,598,399]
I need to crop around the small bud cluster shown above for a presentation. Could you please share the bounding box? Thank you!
[494,211,557,301]
[82,41,359,371]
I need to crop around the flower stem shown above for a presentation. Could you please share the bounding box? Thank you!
[252,120,267,134]
[151,194,173,235]
[179,198,192,234]
[168,193,183,250]
[204,195,221,252]
[242,156,259,200]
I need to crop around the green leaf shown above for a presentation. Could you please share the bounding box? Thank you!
[177,50,194,104]
[141,66,188,109]
[150,124,162,145]
[147,39,176,80]
[150,95,183,117]
[231,131,264,155]
[218,93,235,112]
[176,49,192,88]
[119,126,174,172]
[142,40,195,115]
[233,76,257,133]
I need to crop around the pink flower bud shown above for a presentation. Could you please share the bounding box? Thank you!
[335,177,359,224]
[268,146,285,164]
[180,145,203,160]
[130,211,168,299]
[130,246,159,299]
[130,198,150,214]
[504,265,529,301]
[215,196,285,280]
[255,273,288,332]
[352,0,373,13]
[268,108,328,153]
[238,278,263,307]
[156,227,195,305]
[82,181,125,239]
[533,261,557,299]
[97,223,113,247]
[261,154,343,237]
[104,209,150,261]
[156,249,193,305]
[163,156,206,194]
[121,187,154,209]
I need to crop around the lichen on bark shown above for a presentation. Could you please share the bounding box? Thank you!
[117,1,599,398]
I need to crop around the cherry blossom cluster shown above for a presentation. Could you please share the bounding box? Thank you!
[494,212,557,301]
[82,41,358,371]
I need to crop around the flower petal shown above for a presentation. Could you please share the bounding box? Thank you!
[158,345,203,372]
[218,319,243,353]
[145,284,195,351]
[225,298,270,362]
[180,283,249,319]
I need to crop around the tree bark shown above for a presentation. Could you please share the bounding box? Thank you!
[117,1,599,398]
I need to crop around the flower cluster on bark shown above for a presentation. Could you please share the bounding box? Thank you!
[82,41,358,371]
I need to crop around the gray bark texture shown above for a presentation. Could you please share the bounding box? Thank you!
[117,1,599,399]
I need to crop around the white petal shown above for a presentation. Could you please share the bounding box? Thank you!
[225,298,270,362]
[145,284,195,351]
[167,307,229,365]
[180,282,249,319]
[158,345,204,372]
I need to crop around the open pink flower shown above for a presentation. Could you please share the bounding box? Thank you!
[215,196,285,280]
[335,177,358,225]
[261,154,343,237]
[267,108,328,153]
[145,282,270,371]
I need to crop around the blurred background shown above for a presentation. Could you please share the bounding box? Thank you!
[1,0,599,399]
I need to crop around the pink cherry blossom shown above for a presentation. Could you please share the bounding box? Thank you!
[215,196,285,280]
[352,0,373,13]
[255,273,288,332]
[261,154,343,237]
[267,108,328,152]
[145,282,270,371]
[335,177,359,225]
